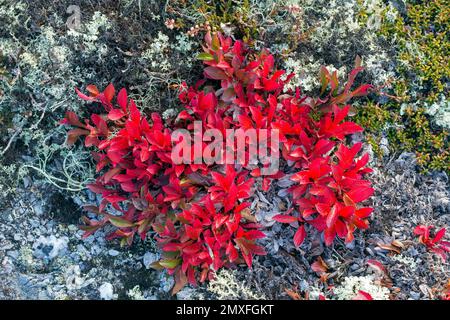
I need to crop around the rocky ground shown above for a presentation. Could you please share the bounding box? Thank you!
[0,0,449,300]
[0,151,449,300]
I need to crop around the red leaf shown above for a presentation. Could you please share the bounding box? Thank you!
[108,109,126,121]
[103,83,115,102]
[433,228,446,244]
[353,290,373,300]
[64,111,85,127]
[117,88,128,111]
[346,187,374,203]
[86,84,100,96]
[75,87,94,101]
[367,259,386,274]
[293,225,306,247]
[323,227,336,246]
[273,214,298,224]
[66,128,89,145]
[351,84,373,97]
[315,203,330,217]
[335,220,348,238]
[311,257,328,274]
[355,207,373,219]
[204,66,228,80]
[326,205,339,228]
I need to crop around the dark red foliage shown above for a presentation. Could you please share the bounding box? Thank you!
[62,32,374,293]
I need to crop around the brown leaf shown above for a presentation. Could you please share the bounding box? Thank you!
[376,242,401,254]
[172,268,188,295]
[391,240,405,249]
[285,288,302,300]
[311,256,328,274]
[241,208,257,222]
[319,273,330,283]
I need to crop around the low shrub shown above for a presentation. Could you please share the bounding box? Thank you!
[61,32,373,292]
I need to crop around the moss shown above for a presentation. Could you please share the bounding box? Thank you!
[378,0,449,101]
[354,0,450,173]
[169,0,258,40]
[354,101,392,132]
[389,108,449,173]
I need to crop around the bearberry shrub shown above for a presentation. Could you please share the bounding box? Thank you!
[62,32,374,293]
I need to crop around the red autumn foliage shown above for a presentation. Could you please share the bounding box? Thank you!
[414,225,450,261]
[353,290,374,300]
[62,32,374,292]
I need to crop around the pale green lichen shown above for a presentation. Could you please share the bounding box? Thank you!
[67,11,111,54]
[0,0,28,28]
[391,254,418,271]
[333,275,390,300]
[207,269,265,300]
[127,285,145,300]
[142,31,172,71]
[424,96,450,130]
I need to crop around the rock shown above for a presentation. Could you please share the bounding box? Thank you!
[176,287,198,300]
[108,249,120,257]
[7,250,19,259]
[98,282,115,300]
[33,235,68,260]
[143,252,158,269]
[159,272,175,293]
[34,204,44,216]
[410,291,420,300]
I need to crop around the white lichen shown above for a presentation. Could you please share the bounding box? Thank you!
[142,31,171,71]
[424,95,450,129]
[333,275,390,300]
[208,269,266,300]
[127,285,145,300]
[67,11,111,54]
[391,254,418,271]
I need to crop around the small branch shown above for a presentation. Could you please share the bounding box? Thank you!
[1,129,21,156]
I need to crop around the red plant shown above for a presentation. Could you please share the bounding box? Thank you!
[61,31,374,292]
[353,290,373,300]
[153,195,265,288]
[414,225,450,261]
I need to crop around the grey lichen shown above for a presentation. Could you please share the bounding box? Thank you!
[333,275,390,300]
[207,269,266,300]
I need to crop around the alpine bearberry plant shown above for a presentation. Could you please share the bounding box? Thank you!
[61,32,374,293]
[414,225,450,261]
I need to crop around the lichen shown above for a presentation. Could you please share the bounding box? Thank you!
[333,275,390,300]
[207,269,266,300]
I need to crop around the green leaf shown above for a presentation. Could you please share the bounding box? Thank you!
[319,66,330,95]
[149,261,164,270]
[330,71,339,96]
[108,216,134,228]
[163,250,180,259]
[159,258,181,269]
[197,52,214,61]
[211,33,220,50]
